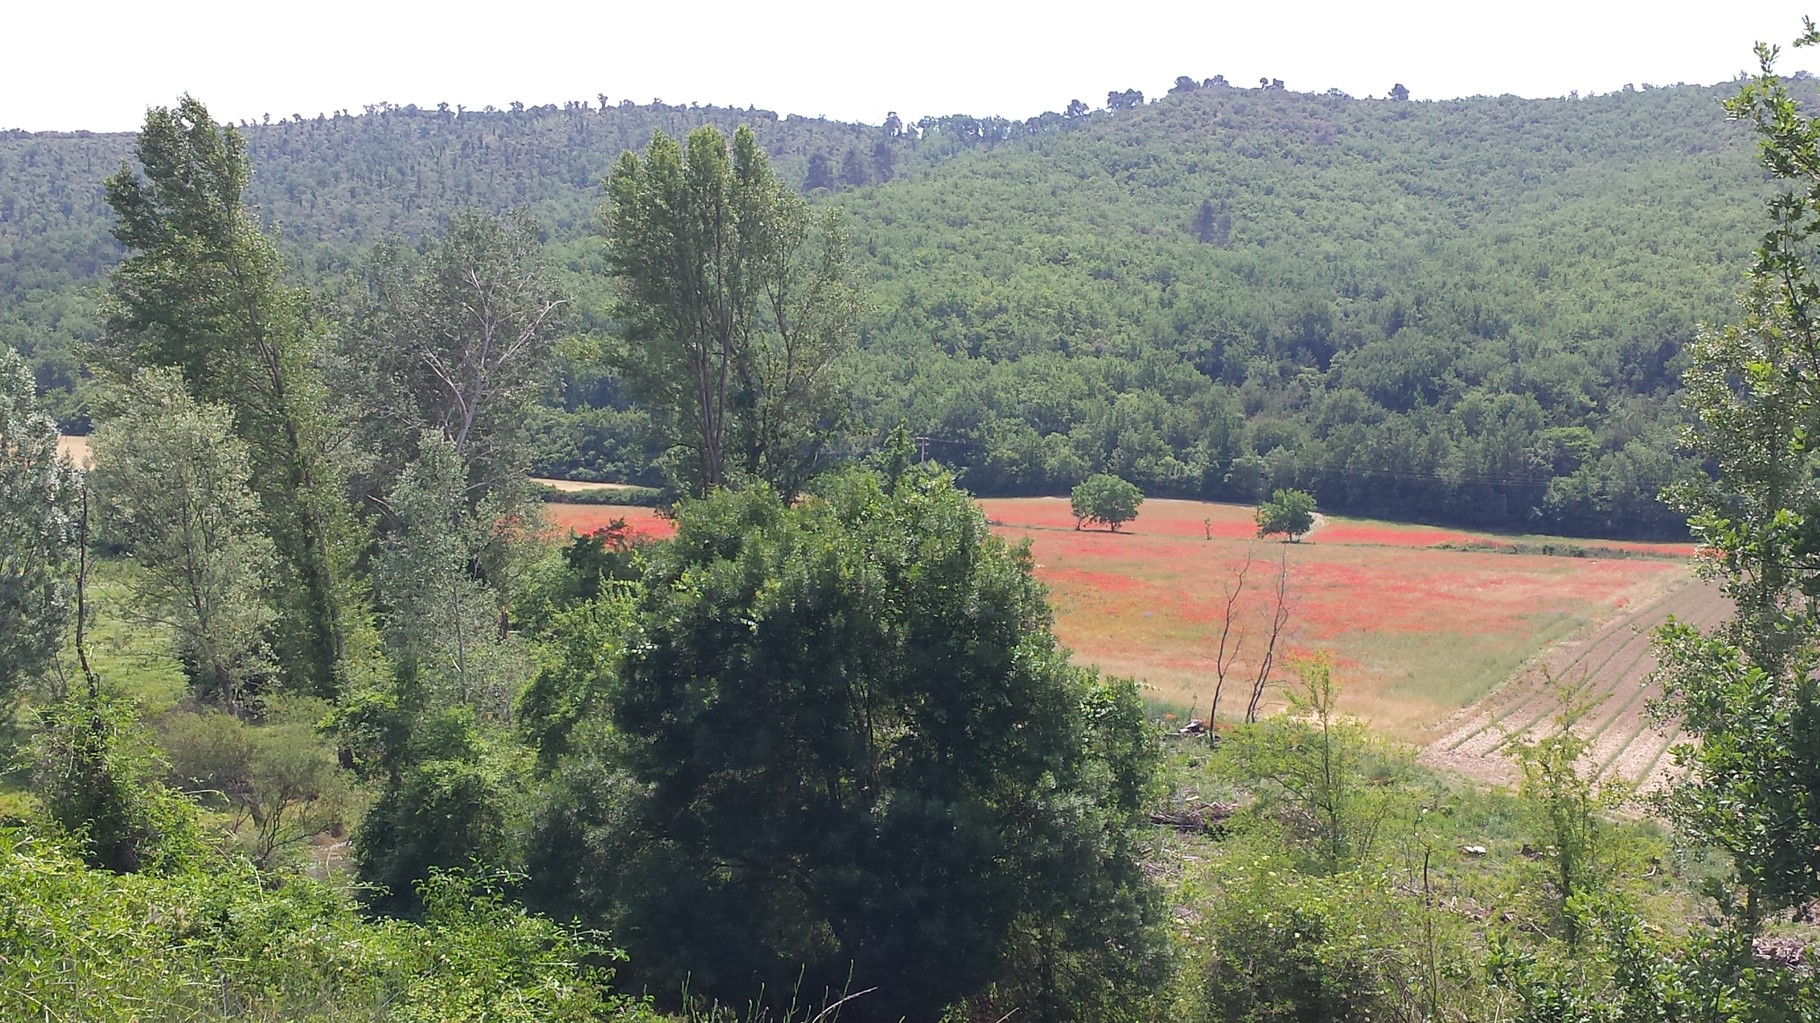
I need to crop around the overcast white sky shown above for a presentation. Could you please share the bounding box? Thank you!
[3,2,1812,132]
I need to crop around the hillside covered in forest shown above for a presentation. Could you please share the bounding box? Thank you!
[0,78,1796,535]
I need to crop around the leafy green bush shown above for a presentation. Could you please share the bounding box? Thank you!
[0,827,658,1022]
[353,707,529,914]
[160,699,358,867]
[1199,859,1478,1023]
[31,691,210,874]
[1254,489,1316,541]
[531,462,1167,1021]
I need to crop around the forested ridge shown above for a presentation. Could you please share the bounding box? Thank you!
[2,78,1804,533]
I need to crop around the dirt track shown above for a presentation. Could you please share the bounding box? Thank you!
[1419,575,1729,792]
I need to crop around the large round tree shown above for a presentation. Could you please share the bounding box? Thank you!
[529,459,1163,1022]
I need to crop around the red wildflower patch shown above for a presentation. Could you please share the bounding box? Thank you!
[982,497,1688,739]
[1310,524,1492,547]
[543,503,675,541]
[977,497,1258,539]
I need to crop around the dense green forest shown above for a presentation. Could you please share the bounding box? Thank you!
[5,29,1820,1020]
[4,76,1807,534]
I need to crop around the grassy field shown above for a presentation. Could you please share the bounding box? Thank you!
[56,434,92,468]
[531,477,647,493]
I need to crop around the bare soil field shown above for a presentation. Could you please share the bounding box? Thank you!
[57,434,92,468]
[1419,577,1729,792]
[531,477,647,493]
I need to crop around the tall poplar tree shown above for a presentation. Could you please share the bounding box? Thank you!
[99,96,357,697]
[90,369,278,717]
[603,124,858,496]
[0,346,80,707]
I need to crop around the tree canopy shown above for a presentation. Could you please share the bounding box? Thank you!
[529,461,1164,1021]
[0,81,1792,534]
[1652,27,1820,928]
[90,369,277,716]
[99,95,357,698]
[1256,488,1317,541]
[0,346,78,705]
[1071,472,1144,531]
[603,124,858,496]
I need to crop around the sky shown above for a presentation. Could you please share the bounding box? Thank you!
[3,2,1812,133]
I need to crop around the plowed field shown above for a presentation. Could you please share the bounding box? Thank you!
[1420,577,1728,792]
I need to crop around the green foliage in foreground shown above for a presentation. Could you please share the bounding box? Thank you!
[0,828,656,1023]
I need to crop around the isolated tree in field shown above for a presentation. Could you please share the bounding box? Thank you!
[1652,25,1820,930]
[90,369,278,716]
[1256,487,1316,541]
[0,346,80,705]
[532,461,1165,1022]
[99,95,357,697]
[604,124,859,496]
[1071,472,1143,531]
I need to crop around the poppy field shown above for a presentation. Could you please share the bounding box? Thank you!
[543,502,676,541]
[543,493,1704,776]
[977,497,1694,743]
